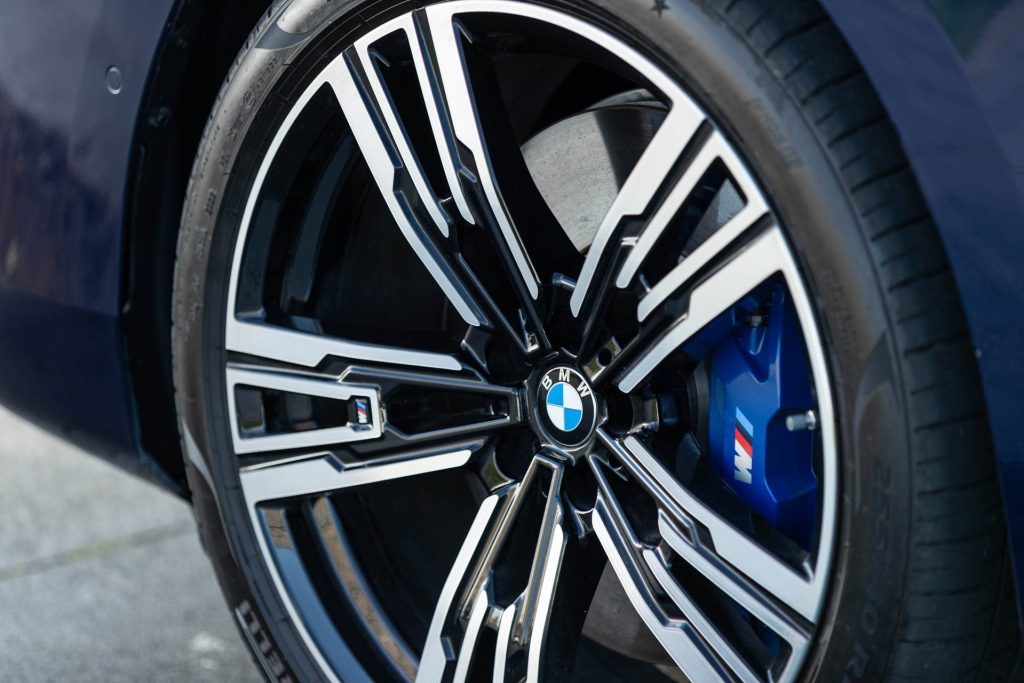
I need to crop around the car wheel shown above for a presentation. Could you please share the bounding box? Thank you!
[172,0,1018,680]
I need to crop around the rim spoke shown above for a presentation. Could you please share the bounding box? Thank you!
[223,319,512,458]
[418,495,501,683]
[417,455,568,683]
[617,226,790,393]
[343,364,523,453]
[516,463,565,672]
[227,356,522,458]
[524,517,567,682]
[226,319,463,371]
[227,365,382,455]
[451,592,491,683]
[591,457,811,683]
[421,5,541,301]
[569,99,705,317]
[237,447,480,683]
[641,552,763,683]
[325,48,487,329]
[590,479,730,682]
[240,445,475,505]
[652,513,811,675]
[340,10,564,352]
[457,458,561,617]
[225,302,523,457]
[350,22,454,240]
[614,130,768,297]
[598,431,820,622]
[492,603,518,683]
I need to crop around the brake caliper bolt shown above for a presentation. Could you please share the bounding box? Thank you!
[785,410,818,432]
[747,312,767,327]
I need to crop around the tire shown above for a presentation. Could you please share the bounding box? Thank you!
[172,0,1020,681]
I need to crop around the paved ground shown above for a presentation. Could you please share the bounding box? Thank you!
[0,407,260,682]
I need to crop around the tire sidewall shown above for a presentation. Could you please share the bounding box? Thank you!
[172,2,370,680]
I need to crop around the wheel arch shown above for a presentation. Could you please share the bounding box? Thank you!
[122,0,275,493]
[818,0,1024,635]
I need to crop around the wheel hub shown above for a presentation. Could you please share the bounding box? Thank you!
[532,364,600,454]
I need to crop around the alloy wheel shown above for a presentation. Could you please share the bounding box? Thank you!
[219,2,838,680]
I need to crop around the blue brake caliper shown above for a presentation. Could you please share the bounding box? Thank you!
[689,283,818,549]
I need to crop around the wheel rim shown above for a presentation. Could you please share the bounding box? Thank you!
[217,2,838,681]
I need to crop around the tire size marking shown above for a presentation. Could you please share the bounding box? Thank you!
[236,599,295,683]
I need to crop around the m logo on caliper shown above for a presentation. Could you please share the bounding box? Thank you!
[733,408,754,484]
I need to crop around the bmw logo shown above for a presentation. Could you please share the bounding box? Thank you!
[538,366,597,445]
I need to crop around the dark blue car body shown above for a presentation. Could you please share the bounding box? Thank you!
[2,0,1022,620]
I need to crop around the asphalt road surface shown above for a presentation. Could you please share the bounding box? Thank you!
[0,407,260,682]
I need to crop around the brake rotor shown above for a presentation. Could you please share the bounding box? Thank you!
[523,90,666,254]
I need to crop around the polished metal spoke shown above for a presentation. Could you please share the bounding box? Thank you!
[418,495,500,683]
[350,8,551,298]
[615,130,768,297]
[589,470,731,682]
[342,10,560,351]
[617,227,792,393]
[226,318,463,372]
[240,440,478,683]
[591,454,811,683]
[225,285,511,456]
[240,446,474,505]
[569,89,705,318]
[341,363,522,449]
[642,551,765,683]
[228,356,520,459]
[221,50,476,385]
[351,19,454,239]
[421,4,542,300]
[417,455,568,683]
[324,53,487,329]
[598,431,821,623]
[652,513,811,680]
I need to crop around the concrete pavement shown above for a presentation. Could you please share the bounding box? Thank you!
[0,407,260,682]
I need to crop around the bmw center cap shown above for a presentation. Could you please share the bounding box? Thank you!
[538,367,597,446]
